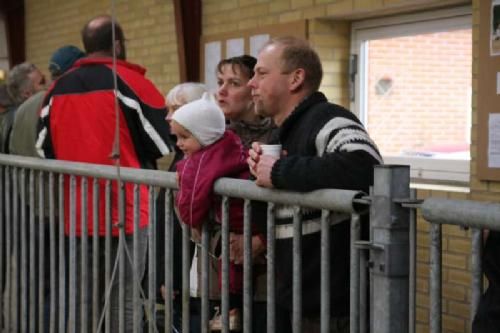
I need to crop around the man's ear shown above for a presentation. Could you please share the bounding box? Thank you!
[289,68,306,92]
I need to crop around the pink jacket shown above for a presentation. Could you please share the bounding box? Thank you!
[175,130,249,232]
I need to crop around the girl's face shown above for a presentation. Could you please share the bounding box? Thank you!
[170,120,202,157]
[216,64,254,121]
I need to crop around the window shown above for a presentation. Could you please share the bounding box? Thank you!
[351,7,472,184]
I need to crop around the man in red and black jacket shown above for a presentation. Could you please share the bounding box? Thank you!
[36,15,174,332]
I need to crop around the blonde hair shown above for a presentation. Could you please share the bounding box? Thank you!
[166,82,207,111]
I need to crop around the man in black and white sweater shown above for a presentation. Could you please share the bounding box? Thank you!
[248,36,382,333]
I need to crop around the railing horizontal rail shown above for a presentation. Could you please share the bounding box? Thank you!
[0,154,177,187]
[214,178,363,213]
[422,197,500,229]
[0,154,363,213]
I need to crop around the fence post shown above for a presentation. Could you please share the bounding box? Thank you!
[370,165,410,333]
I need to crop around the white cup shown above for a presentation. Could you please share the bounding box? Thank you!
[260,144,282,158]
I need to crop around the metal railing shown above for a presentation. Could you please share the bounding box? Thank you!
[0,154,497,333]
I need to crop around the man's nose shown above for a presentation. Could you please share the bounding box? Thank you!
[247,77,256,88]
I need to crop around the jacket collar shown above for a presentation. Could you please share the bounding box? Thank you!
[279,91,327,139]
[73,57,147,75]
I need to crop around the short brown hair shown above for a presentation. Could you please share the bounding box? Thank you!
[216,55,257,80]
[264,36,323,92]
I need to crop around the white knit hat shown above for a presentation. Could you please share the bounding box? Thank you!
[171,92,226,146]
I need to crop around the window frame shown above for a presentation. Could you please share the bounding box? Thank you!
[350,6,473,184]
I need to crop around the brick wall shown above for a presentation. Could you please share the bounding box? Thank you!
[367,29,472,155]
[309,19,351,107]
[24,0,178,95]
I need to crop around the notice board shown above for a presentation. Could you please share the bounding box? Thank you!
[478,0,500,180]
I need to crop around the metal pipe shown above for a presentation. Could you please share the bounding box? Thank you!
[49,172,56,333]
[92,177,100,332]
[81,177,89,333]
[4,167,11,331]
[0,154,363,213]
[221,196,230,333]
[409,189,417,333]
[20,168,27,333]
[58,174,65,333]
[0,166,4,330]
[292,206,302,333]
[243,199,253,333]
[349,213,360,333]
[147,185,156,333]
[470,228,483,327]
[28,170,36,333]
[118,181,126,333]
[429,223,442,333]
[267,202,276,333]
[37,171,45,333]
[133,184,140,333]
[164,189,174,332]
[68,175,77,332]
[422,198,500,230]
[359,243,368,333]
[370,165,410,333]
[215,178,362,213]
[104,180,112,332]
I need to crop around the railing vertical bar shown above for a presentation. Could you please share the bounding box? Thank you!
[92,178,100,332]
[429,223,442,333]
[20,168,27,333]
[201,215,210,333]
[49,172,56,333]
[470,228,483,327]
[0,166,4,330]
[359,241,368,333]
[292,206,302,333]
[243,199,253,333]
[349,212,360,333]
[12,167,19,331]
[58,174,65,333]
[409,189,417,333]
[133,184,140,333]
[81,177,89,333]
[267,202,276,333]
[68,175,77,332]
[221,196,230,333]
[165,189,174,332]
[147,185,156,333]
[37,171,45,333]
[104,180,112,333]
[4,166,11,331]
[181,220,190,333]
[118,181,126,333]
[28,170,36,333]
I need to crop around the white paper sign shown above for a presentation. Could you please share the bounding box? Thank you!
[497,72,500,95]
[204,41,221,91]
[488,113,500,167]
[226,38,244,58]
[250,34,270,57]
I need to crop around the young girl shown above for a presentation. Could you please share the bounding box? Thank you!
[171,92,249,330]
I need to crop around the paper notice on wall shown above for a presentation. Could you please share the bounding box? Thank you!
[250,34,270,57]
[204,41,221,91]
[488,113,500,167]
[497,72,500,94]
[226,38,244,58]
